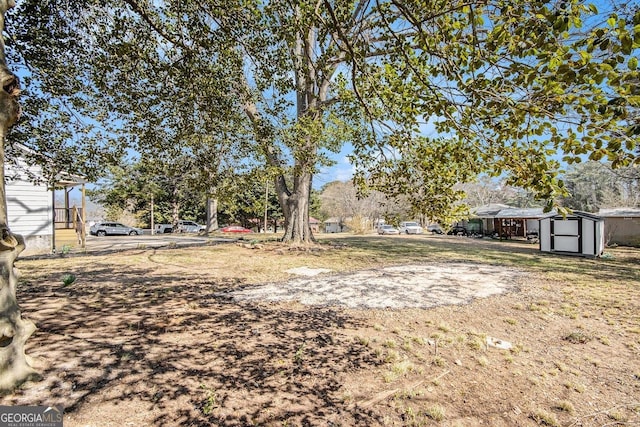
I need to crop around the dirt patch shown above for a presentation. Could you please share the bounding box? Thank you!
[227,263,522,309]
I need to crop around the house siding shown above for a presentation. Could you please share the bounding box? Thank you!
[6,164,53,255]
[604,217,640,247]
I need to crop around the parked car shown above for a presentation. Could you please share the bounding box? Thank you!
[426,224,444,234]
[221,225,253,233]
[377,224,400,235]
[447,225,468,236]
[174,220,206,233]
[89,222,143,236]
[399,221,423,234]
[154,224,173,234]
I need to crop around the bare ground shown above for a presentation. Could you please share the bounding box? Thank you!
[2,236,639,426]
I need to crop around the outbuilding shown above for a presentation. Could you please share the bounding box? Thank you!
[539,211,605,257]
[494,207,551,239]
[598,208,640,247]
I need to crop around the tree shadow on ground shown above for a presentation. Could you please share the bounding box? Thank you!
[4,263,384,426]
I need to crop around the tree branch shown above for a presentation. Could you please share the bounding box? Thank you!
[122,0,189,51]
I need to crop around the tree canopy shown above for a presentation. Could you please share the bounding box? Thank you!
[5,0,640,240]
[561,161,640,211]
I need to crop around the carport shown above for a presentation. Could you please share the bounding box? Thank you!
[493,208,551,240]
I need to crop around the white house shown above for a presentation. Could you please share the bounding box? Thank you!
[324,217,344,233]
[5,160,87,256]
[6,163,53,255]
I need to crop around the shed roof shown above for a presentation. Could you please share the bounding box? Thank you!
[541,211,603,221]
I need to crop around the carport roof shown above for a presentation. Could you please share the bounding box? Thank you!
[472,204,514,217]
[494,208,556,218]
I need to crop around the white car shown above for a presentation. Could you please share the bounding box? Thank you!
[399,221,423,234]
[89,222,144,236]
[377,224,400,235]
[174,220,206,233]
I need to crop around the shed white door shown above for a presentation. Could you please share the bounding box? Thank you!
[552,219,580,253]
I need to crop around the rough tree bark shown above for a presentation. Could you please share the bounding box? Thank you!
[206,196,218,232]
[0,0,38,392]
[279,171,314,243]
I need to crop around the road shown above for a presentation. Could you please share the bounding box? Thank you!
[84,233,227,252]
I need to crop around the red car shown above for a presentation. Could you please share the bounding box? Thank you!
[221,225,253,233]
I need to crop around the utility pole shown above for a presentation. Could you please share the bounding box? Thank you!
[264,181,269,233]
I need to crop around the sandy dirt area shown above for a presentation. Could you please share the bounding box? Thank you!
[227,263,522,309]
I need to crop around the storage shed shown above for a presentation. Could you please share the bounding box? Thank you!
[539,212,604,257]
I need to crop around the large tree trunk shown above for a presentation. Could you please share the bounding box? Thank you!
[240,15,331,245]
[0,232,37,391]
[0,0,37,392]
[206,196,218,232]
[279,172,314,244]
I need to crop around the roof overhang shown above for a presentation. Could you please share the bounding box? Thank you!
[54,172,88,188]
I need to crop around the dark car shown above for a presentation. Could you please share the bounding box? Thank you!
[89,222,143,236]
[426,224,444,234]
[447,226,468,236]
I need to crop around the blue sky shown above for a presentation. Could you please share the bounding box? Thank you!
[315,143,355,190]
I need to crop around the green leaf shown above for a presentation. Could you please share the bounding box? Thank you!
[621,34,633,54]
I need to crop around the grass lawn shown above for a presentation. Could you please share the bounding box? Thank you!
[3,234,639,426]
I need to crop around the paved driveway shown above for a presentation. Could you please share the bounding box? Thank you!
[84,233,216,252]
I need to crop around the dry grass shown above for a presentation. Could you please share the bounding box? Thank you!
[10,234,640,426]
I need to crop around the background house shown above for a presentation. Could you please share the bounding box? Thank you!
[494,208,550,238]
[324,217,345,233]
[598,208,640,247]
[309,217,320,233]
[471,204,512,235]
